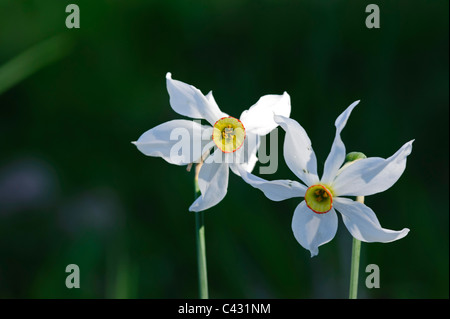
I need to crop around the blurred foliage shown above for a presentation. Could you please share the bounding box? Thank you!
[0,0,448,298]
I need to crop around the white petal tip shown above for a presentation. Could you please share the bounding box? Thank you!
[350,100,360,108]
[166,72,172,79]
[402,140,414,155]
[273,114,287,123]
[407,140,415,152]
[131,141,137,145]
[188,202,201,212]
[390,228,410,242]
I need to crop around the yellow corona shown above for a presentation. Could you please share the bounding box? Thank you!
[212,117,246,153]
[304,184,334,214]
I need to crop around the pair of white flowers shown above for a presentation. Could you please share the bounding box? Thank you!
[133,73,413,256]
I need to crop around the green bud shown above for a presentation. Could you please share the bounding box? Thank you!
[345,152,367,164]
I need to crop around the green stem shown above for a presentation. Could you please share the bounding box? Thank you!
[194,163,209,299]
[349,236,361,299]
[349,195,364,299]
[0,34,73,95]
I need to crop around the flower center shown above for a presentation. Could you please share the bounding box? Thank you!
[304,184,333,214]
[212,116,246,153]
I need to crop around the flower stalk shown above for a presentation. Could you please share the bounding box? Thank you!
[349,195,364,299]
[194,161,209,299]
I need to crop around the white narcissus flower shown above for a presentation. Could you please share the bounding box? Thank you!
[238,101,413,257]
[133,73,291,212]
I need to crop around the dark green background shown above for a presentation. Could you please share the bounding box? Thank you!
[0,0,448,298]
